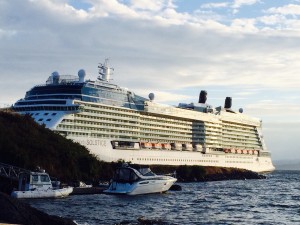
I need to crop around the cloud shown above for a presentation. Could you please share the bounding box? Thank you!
[201,2,229,9]
[232,0,260,9]
[267,4,300,16]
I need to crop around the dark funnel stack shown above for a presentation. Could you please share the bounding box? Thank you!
[224,97,232,108]
[199,90,207,103]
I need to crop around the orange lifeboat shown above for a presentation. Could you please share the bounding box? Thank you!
[152,143,162,149]
[162,143,171,150]
[141,142,152,149]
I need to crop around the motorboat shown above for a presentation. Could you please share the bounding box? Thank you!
[104,164,177,195]
[11,170,73,199]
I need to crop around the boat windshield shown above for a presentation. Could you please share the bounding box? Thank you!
[138,167,156,176]
[115,168,139,183]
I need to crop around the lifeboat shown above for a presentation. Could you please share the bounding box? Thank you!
[152,143,162,149]
[162,143,171,150]
[236,149,242,154]
[141,142,152,149]
[254,150,259,155]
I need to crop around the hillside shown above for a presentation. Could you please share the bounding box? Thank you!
[0,111,115,182]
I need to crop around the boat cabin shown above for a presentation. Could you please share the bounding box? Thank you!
[18,171,52,191]
[113,167,140,183]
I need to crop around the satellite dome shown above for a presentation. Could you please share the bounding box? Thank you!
[78,69,86,82]
[239,108,243,113]
[148,93,155,101]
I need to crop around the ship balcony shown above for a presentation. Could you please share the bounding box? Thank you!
[138,134,191,142]
[139,129,192,139]
[58,123,140,133]
[72,117,140,128]
[82,104,140,117]
[79,112,140,123]
[222,126,256,134]
[140,120,192,130]
[141,124,193,133]
[221,137,262,146]
[222,132,258,140]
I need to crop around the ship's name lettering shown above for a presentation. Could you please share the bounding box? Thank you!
[86,140,106,146]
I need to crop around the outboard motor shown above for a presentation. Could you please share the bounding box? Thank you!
[199,90,207,104]
[224,97,232,108]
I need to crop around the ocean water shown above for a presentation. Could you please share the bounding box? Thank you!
[27,170,300,225]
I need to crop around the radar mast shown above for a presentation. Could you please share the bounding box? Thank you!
[98,59,114,82]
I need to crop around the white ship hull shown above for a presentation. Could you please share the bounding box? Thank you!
[71,136,275,173]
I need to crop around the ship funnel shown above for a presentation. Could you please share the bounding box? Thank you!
[98,59,114,82]
[199,90,207,103]
[78,69,86,83]
[224,97,232,108]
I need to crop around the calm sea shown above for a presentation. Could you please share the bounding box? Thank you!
[27,170,300,225]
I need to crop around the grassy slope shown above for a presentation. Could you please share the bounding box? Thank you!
[0,112,114,182]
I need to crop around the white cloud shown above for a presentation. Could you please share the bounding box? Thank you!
[267,4,300,16]
[201,2,229,9]
[232,0,260,9]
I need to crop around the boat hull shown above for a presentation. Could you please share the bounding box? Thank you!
[11,187,73,199]
[104,178,177,195]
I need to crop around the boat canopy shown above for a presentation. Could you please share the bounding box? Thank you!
[114,167,140,183]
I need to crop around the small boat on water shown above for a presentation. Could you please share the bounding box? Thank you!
[11,170,73,199]
[104,164,177,195]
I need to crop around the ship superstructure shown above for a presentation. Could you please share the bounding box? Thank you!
[13,60,275,173]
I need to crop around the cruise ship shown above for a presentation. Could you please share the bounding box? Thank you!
[13,60,275,173]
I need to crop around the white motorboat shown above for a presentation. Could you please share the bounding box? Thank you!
[11,170,73,199]
[104,164,177,195]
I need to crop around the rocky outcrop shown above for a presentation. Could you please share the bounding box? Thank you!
[0,192,76,225]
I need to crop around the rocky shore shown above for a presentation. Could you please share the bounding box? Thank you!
[0,192,76,225]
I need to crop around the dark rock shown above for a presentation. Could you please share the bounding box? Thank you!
[0,192,76,225]
[169,184,182,191]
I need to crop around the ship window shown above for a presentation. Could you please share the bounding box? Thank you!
[44,113,49,115]
[46,119,51,121]
[38,118,43,121]
[52,113,57,116]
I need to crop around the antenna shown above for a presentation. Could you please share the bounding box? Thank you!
[98,58,114,82]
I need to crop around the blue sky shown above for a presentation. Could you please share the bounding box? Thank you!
[0,0,299,161]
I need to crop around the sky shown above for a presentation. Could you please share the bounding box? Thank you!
[0,0,299,162]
